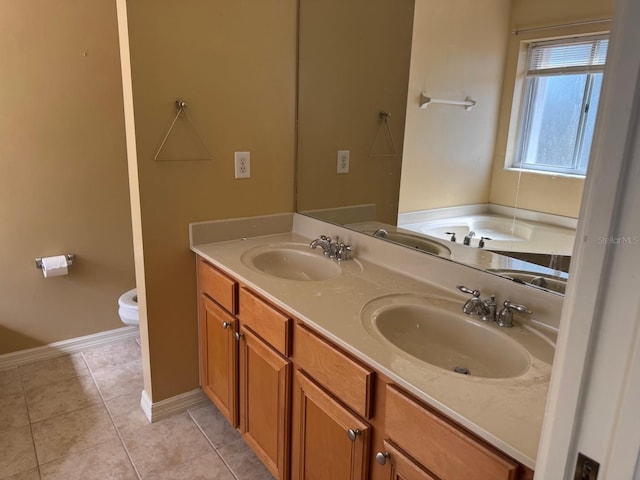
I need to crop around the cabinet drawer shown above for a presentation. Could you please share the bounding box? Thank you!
[239,288,291,356]
[198,258,237,314]
[385,385,519,480]
[294,324,374,419]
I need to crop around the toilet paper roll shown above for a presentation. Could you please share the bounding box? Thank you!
[41,255,69,278]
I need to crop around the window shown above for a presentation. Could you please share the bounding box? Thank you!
[513,35,608,176]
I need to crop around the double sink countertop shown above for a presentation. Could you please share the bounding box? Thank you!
[190,214,559,469]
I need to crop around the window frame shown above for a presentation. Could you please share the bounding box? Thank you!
[511,34,609,177]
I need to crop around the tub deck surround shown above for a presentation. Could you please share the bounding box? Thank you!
[190,213,564,469]
[345,220,568,279]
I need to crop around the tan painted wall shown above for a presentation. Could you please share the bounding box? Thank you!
[398,0,511,214]
[489,0,614,218]
[0,0,135,354]
[123,1,297,401]
[296,0,415,224]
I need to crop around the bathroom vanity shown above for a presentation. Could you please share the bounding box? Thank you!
[190,214,560,480]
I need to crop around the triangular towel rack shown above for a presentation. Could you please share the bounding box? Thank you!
[154,99,213,161]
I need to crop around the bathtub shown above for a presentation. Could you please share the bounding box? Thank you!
[400,213,576,256]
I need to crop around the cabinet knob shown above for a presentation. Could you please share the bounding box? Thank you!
[346,428,362,442]
[222,321,231,329]
[235,332,243,341]
[375,451,391,465]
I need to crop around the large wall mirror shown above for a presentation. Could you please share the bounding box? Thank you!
[296,0,613,296]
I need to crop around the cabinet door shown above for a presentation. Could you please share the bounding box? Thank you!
[291,370,370,480]
[377,441,438,480]
[239,326,291,480]
[200,295,238,426]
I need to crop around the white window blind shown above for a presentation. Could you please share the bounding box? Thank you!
[527,35,609,77]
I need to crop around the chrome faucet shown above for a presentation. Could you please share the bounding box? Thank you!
[496,301,532,328]
[463,231,476,245]
[309,235,352,261]
[445,231,457,242]
[309,235,332,254]
[457,286,496,322]
[530,276,548,289]
[372,228,388,238]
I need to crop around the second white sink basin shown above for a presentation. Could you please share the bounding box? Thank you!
[489,269,567,294]
[367,230,452,257]
[361,294,532,379]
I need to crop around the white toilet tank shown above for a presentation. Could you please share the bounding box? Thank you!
[118,288,139,327]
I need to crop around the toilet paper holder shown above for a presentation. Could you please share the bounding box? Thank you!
[35,254,75,269]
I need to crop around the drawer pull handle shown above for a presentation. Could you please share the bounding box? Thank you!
[235,332,243,341]
[222,321,231,329]
[375,451,391,465]
[347,429,362,442]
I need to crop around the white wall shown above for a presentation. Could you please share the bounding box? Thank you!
[399,0,510,214]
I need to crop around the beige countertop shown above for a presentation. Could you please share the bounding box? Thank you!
[191,227,554,469]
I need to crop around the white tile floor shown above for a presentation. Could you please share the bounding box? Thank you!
[0,337,273,480]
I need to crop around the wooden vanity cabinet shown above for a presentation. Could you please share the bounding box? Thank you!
[198,257,293,480]
[238,287,293,480]
[291,323,374,480]
[196,255,535,480]
[198,259,239,427]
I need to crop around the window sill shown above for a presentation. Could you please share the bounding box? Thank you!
[503,167,586,179]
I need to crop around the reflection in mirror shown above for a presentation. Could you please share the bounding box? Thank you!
[297,0,613,296]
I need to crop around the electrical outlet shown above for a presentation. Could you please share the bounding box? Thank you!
[234,151,251,179]
[337,150,350,174]
[575,453,599,480]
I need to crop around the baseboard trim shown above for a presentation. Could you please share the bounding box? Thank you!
[0,326,139,371]
[140,388,209,423]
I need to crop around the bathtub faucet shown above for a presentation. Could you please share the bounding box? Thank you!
[463,231,476,245]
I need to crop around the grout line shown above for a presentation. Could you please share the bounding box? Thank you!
[186,409,240,480]
[17,367,43,479]
[81,350,143,480]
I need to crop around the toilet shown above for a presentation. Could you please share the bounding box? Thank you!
[118,288,139,327]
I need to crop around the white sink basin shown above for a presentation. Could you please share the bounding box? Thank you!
[367,230,452,257]
[241,243,358,281]
[489,269,567,294]
[361,294,532,378]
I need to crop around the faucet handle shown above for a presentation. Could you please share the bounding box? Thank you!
[478,237,491,248]
[336,243,352,261]
[504,301,532,314]
[496,300,532,327]
[456,285,480,297]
